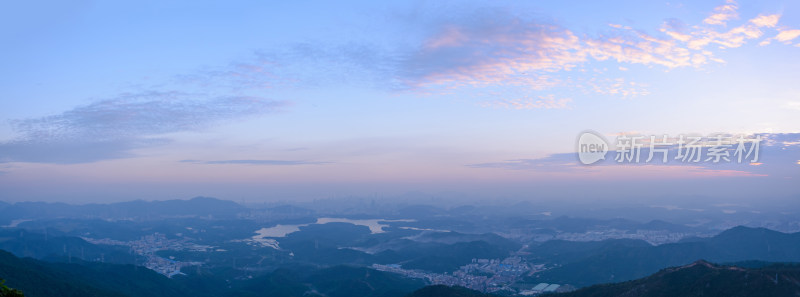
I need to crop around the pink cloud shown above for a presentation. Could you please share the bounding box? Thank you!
[703,0,739,26]
[750,14,780,28]
[761,28,800,46]
[402,18,585,90]
[397,1,787,99]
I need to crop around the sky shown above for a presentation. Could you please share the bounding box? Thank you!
[0,0,798,204]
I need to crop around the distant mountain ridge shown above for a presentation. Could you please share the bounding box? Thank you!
[529,226,800,287]
[556,260,800,297]
[0,197,246,223]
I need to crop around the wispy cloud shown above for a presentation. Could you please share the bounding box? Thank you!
[585,77,650,98]
[761,29,800,46]
[586,27,702,68]
[180,159,330,165]
[481,95,572,110]
[398,12,584,90]
[0,92,285,164]
[390,1,786,98]
[682,14,780,50]
[154,1,790,104]
[175,44,400,92]
[703,0,739,26]
[467,153,581,172]
[174,58,287,92]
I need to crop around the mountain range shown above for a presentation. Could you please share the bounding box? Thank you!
[526,226,800,286]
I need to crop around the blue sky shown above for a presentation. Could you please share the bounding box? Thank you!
[0,0,798,203]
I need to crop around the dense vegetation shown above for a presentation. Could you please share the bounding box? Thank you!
[0,279,24,297]
[0,249,425,297]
